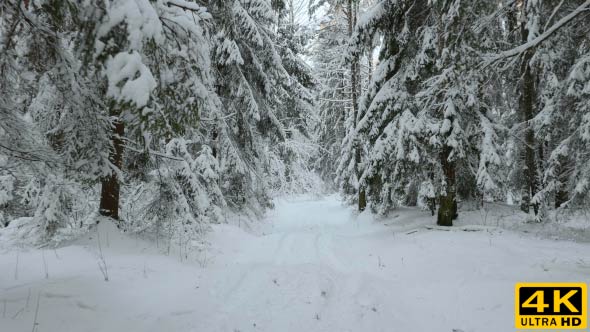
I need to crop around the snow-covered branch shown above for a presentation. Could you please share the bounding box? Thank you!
[485,0,590,65]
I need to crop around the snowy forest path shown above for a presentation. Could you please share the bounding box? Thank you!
[196,195,590,332]
[2,195,590,332]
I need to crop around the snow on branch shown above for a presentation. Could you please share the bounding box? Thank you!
[165,0,207,12]
[485,0,590,66]
[105,52,156,107]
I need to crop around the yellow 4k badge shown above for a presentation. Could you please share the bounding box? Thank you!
[515,283,587,329]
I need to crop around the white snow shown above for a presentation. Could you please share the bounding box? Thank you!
[1,196,589,332]
[105,51,156,108]
[0,175,14,205]
[96,0,163,52]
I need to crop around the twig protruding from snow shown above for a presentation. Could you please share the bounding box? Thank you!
[14,249,19,280]
[96,230,109,282]
[31,292,41,332]
[41,250,48,279]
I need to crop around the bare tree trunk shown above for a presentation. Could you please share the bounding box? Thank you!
[354,59,365,212]
[99,118,124,220]
[288,0,294,30]
[554,153,570,208]
[367,49,373,84]
[437,146,457,226]
[211,126,219,159]
[519,20,539,216]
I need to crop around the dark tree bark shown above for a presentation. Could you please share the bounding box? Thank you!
[518,18,539,216]
[555,189,568,208]
[437,146,457,226]
[99,118,124,220]
[555,154,570,208]
[211,127,219,159]
[358,184,367,212]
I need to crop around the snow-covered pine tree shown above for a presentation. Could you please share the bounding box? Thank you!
[311,0,373,207]
[490,0,590,220]
[0,0,111,238]
[337,0,369,211]
[1,0,229,240]
[310,1,351,186]
[562,46,590,207]
[208,0,317,215]
[344,0,434,215]
[85,0,224,225]
[347,0,502,224]
[527,0,590,211]
[416,0,505,226]
[273,1,321,195]
[118,0,227,235]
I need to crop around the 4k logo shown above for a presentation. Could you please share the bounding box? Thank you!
[515,283,587,329]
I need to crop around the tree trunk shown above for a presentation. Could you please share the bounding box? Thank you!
[352,54,365,211]
[358,186,367,212]
[555,154,570,208]
[437,146,456,226]
[555,189,568,208]
[347,0,365,212]
[288,0,294,31]
[367,50,373,84]
[519,20,539,216]
[211,126,219,159]
[99,119,124,220]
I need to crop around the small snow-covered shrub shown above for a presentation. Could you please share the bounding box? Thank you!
[418,181,436,214]
[0,172,15,226]
[123,139,226,247]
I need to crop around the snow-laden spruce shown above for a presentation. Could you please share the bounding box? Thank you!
[0,0,319,243]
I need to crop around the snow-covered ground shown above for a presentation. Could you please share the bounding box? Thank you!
[1,195,589,332]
